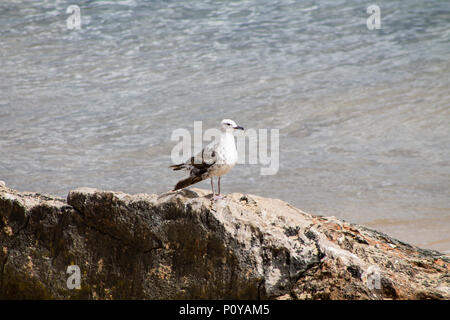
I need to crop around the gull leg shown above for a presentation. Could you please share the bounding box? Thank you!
[218,176,221,195]
[210,177,215,196]
[213,176,224,200]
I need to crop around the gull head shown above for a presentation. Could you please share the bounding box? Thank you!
[220,119,244,133]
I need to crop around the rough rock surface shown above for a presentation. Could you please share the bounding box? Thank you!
[0,183,449,299]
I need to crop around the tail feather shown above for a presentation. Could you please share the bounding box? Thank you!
[173,175,204,191]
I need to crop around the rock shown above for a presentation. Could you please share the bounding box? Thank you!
[0,184,449,299]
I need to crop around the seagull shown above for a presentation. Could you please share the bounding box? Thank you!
[170,119,244,200]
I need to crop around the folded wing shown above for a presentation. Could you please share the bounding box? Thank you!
[170,142,219,190]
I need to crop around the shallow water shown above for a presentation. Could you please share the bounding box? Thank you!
[1,0,449,253]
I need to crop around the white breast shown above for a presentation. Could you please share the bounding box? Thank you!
[209,132,238,176]
[209,163,235,177]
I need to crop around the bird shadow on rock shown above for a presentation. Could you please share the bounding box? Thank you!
[157,188,201,200]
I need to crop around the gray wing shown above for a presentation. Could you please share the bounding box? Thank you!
[191,140,218,166]
[170,140,218,174]
[170,141,220,190]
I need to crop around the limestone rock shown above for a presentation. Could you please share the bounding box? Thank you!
[0,184,448,299]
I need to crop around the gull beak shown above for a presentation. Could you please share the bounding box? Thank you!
[233,126,244,130]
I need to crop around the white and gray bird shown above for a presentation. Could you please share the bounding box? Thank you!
[170,119,244,199]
